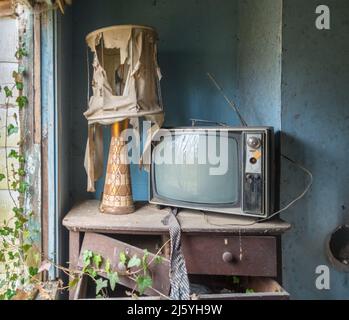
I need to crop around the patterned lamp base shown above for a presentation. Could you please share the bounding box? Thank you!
[100,120,135,215]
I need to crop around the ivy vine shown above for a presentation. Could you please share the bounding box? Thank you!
[0,38,34,300]
[69,247,166,299]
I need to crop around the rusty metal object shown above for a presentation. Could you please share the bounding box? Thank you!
[100,119,135,215]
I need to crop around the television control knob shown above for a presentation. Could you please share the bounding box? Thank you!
[247,136,261,149]
[222,251,234,263]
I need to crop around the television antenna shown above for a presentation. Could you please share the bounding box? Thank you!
[207,72,248,127]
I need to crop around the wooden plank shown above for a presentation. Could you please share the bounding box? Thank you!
[63,200,291,235]
[74,275,88,300]
[77,233,171,297]
[182,235,277,277]
[33,12,41,144]
[69,231,80,300]
[40,10,57,278]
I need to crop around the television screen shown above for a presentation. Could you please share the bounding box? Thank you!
[153,132,239,205]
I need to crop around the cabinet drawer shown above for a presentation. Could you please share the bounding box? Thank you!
[182,235,277,277]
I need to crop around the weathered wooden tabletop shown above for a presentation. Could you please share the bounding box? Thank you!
[63,200,291,235]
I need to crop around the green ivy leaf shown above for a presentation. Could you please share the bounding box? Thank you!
[93,254,103,269]
[16,82,23,91]
[0,174,5,182]
[154,255,163,265]
[95,278,108,295]
[15,46,28,60]
[105,259,111,273]
[23,230,30,240]
[10,274,18,282]
[17,181,29,194]
[8,149,19,159]
[18,168,26,177]
[11,181,18,189]
[29,266,38,277]
[233,276,240,285]
[127,255,141,269]
[22,244,32,253]
[69,277,79,288]
[245,288,255,294]
[7,124,18,136]
[4,86,12,98]
[83,250,93,267]
[119,251,127,265]
[142,249,149,271]
[16,96,28,109]
[12,207,24,215]
[8,251,15,260]
[136,275,152,295]
[5,289,16,300]
[18,155,25,163]
[108,272,119,291]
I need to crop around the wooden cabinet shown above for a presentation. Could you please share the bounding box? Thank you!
[63,200,291,300]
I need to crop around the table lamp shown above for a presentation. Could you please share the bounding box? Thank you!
[84,25,164,215]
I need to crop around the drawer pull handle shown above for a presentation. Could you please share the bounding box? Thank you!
[222,251,234,263]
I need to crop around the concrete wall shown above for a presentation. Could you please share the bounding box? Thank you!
[281,0,349,299]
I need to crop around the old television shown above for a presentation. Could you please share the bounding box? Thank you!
[149,127,275,218]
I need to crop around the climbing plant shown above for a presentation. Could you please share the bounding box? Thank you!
[0,1,64,300]
[0,35,36,300]
[65,246,167,299]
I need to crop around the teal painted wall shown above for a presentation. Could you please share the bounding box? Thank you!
[281,0,349,299]
[237,0,282,131]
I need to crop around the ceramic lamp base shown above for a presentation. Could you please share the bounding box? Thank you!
[100,120,135,215]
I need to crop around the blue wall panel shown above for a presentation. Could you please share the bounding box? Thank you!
[281,0,349,299]
[237,0,282,131]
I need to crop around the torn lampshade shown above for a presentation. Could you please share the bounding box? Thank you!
[84,25,164,214]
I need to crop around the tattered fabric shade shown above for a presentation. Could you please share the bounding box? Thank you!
[84,25,164,194]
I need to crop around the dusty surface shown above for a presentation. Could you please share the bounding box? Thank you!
[63,200,291,235]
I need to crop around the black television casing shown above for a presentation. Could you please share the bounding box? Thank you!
[149,126,275,218]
